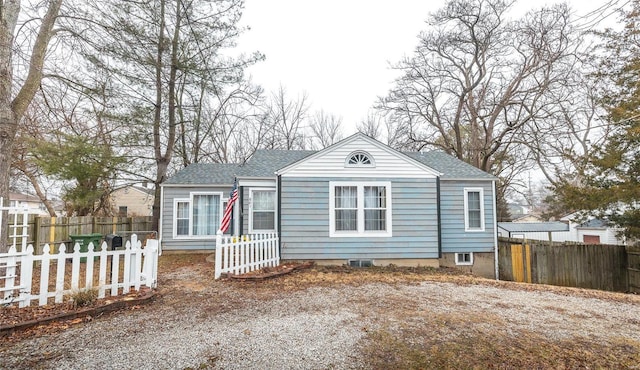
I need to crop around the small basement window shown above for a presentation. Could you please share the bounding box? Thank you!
[455,252,473,266]
[348,259,373,268]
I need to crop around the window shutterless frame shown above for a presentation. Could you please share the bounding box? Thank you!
[248,188,277,233]
[172,192,224,239]
[463,188,485,232]
[329,181,392,237]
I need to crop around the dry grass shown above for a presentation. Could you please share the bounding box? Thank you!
[5,253,640,369]
[363,328,640,369]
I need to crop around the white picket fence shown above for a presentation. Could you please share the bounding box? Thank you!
[214,231,280,279]
[0,234,159,308]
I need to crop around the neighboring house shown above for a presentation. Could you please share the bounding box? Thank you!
[498,214,627,245]
[511,214,544,223]
[160,133,499,278]
[507,203,530,219]
[110,185,154,217]
[566,216,626,245]
[8,192,49,215]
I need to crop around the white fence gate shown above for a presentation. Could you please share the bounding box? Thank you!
[214,231,280,279]
[0,197,30,252]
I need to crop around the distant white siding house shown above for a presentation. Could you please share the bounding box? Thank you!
[498,214,627,245]
[159,133,499,278]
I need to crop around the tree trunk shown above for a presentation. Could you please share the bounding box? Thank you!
[0,0,21,251]
[0,0,62,252]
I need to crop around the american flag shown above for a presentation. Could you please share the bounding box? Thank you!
[219,178,238,233]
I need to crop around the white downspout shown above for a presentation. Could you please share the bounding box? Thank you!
[492,180,499,280]
[158,185,164,255]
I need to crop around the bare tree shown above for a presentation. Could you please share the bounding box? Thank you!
[378,0,577,179]
[307,109,343,149]
[524,68,611,187]
[262,85,310,150]
[175,80,263,165]
[357,112,384,141]
[0,0,62,251]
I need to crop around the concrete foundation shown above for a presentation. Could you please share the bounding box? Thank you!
[439,252,496,279]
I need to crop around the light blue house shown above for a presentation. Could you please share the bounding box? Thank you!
[159,133,498,278]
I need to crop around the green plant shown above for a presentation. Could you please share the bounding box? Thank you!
[71,288,98,308]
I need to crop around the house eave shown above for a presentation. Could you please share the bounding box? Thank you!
[160,183,234,188]
[440,177,498,181]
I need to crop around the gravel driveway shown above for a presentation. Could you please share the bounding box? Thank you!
[2,259,639,369]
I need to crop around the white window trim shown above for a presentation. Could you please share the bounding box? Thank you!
[173,198,190,239]
[464,187,485,232]
[248,187,277,233]
[329,181,392,238]
[172,192,224,239]
[344,151,375,168]
[455,252,473,266]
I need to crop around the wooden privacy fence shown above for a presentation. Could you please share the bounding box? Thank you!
[3,213,154,254]
[214,231,280,279]
[629,245,640,293]
[498,237,635,293]
[0,234,159,308]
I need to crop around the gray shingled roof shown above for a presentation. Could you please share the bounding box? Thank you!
[404,151,496,179]
[163,148,495,185]
[163,163,242,185]
[498,222,569,233]
[238,150,315,177]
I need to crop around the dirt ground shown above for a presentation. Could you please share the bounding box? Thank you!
[2,253,640,369]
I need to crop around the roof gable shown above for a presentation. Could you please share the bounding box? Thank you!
[276,133,441,178]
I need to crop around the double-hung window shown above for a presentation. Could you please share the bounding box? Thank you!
[249,189,276,232]
[173,192,222,238]
[464,188,485,232]
[330,181,392,237]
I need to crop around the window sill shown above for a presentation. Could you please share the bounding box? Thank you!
[329,231,392,238]
[172,235,219,240]
[464,228,486,233]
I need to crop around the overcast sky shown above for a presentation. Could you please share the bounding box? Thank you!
[236,0,621,135]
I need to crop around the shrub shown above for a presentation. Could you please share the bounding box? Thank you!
[71,288,98,308]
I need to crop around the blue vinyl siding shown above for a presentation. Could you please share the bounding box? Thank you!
[439,180,495,253]
[280,177,439,260]
[160,185,227,251]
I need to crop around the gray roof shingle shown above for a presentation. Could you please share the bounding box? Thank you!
[404,151,496,179]
[238,150,315,177]
[163,163,242,185]
[163,148,495,185]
